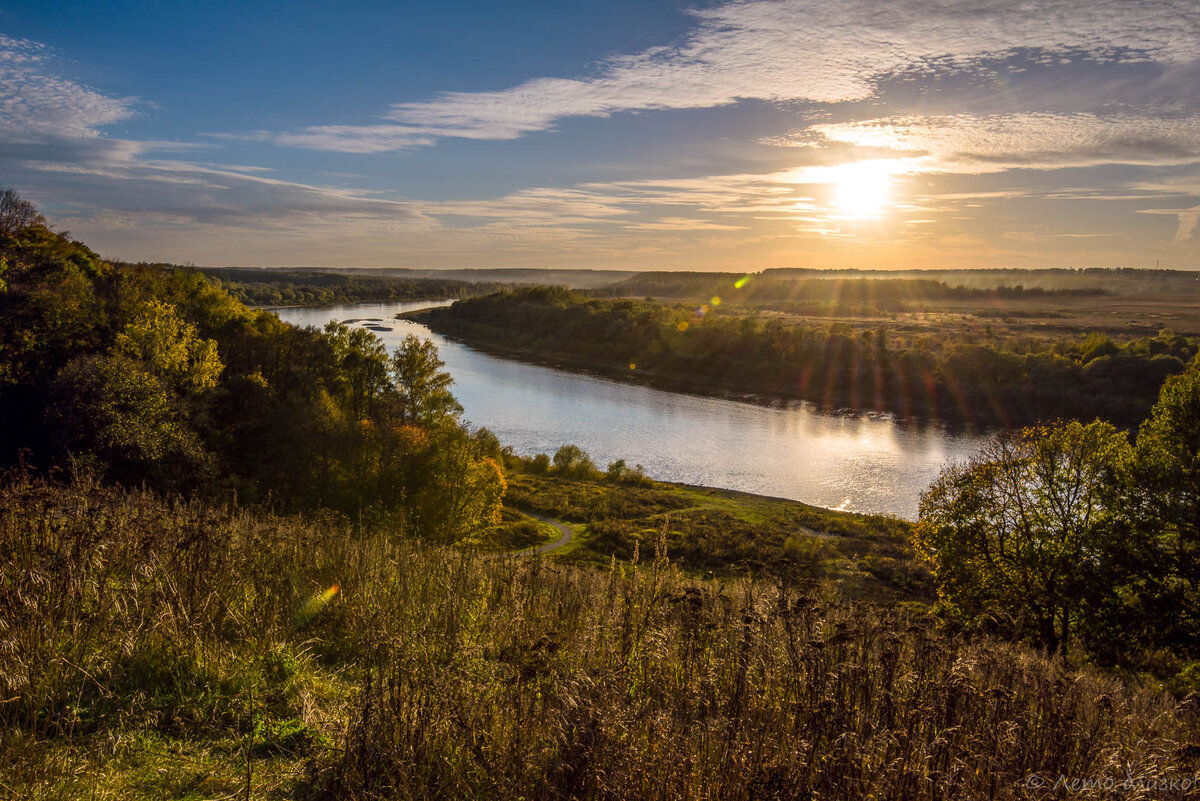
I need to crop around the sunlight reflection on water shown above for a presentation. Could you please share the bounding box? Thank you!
[275,301,989,518]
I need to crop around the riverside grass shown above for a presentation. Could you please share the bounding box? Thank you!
[2,477,1199,799]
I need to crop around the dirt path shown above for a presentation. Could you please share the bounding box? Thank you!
[530,513,574,554]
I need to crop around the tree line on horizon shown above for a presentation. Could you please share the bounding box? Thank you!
[426,286,1197,427]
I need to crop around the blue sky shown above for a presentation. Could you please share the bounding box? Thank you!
[2,0,1199,269]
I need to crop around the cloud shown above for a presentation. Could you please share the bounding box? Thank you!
[0,37,430,239]
[8,139,428,230]
[0,35,135,140]
[1138,204,1200,241]
[806,113,1200,172]
[1177,210,1200,241]
[258,0,1200,152]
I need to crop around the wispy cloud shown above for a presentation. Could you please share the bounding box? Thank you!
[804,113,1200,172]
[0,35,430,240]
[254,0,1200,153]
[0,35,135,140]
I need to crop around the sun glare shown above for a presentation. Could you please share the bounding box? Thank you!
[829,161,895,219]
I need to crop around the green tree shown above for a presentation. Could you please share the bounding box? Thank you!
[390,334,462,425]
[48,353,210,486]
[914,420,1130,652]
[553,444,599,479]
[413,423,506,542]
[114,300,223,393]
[324,322,390,421]
[1128,355,1200,655]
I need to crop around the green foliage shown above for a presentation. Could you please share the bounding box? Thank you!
[1124,355,1200,657]
[390,333,463,425]
[605,458,653,486]
[49,353,212,485]
[503,466,917,596]
[917,358,1200,665]
[915,421,1130,652]
[0,194,505,539]
[425,288,1199,426]
[114,299,224,392]
[188,265,504,307]
[552,443,600,479]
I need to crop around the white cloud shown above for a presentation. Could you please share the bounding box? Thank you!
[261,0,1200,152]
[0,36,430,237]
[807,113,1200,172]
[0,35,135,140]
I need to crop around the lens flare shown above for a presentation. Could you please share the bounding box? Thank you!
[294,584,340,627]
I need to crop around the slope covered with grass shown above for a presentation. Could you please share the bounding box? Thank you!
[3,478,1198,799]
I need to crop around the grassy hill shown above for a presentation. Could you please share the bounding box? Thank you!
[5,478,1197,799]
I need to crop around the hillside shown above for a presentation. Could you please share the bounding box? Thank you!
[5,478,1198,799]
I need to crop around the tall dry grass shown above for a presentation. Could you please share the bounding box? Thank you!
[1,477,1197,799]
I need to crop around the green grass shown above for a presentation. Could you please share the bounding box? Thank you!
[502,471,926,600]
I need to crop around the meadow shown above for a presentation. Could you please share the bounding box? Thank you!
[4,476,1198,800]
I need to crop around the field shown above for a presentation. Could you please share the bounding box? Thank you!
[607,269,1200,338]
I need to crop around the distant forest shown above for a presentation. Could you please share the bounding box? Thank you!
[116,264,511,307]
[199,266,515,307]
[425,286,1198,427]
[610,267,1200,300]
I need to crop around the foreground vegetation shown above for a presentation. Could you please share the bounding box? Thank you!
[424,286,1198,426]
[5,477,1199,800]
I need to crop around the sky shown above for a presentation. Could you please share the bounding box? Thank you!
[2,0,1199,271]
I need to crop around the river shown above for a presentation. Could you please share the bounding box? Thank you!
[273,300,989,519]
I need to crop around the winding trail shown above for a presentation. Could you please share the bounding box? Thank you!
[530,513,575,554]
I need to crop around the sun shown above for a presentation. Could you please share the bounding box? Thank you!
[828,160,897,219]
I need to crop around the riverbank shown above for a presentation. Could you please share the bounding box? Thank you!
[277,300,985,518]
[417,290,1196,429]
[408,308,900,417]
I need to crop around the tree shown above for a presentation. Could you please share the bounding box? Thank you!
[553,444,599,479]
[114,300,223,393]
[390,334,461,426]
[324,322,390,421]
[914,420,1130,652]
[48,353,211,487]
[1127,355,1200,655]
[409,423,506,543]
[0,188,46,237]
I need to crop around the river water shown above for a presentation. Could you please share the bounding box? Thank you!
[274,300,989,519]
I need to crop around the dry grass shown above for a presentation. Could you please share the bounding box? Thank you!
[1,477,1197,799]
